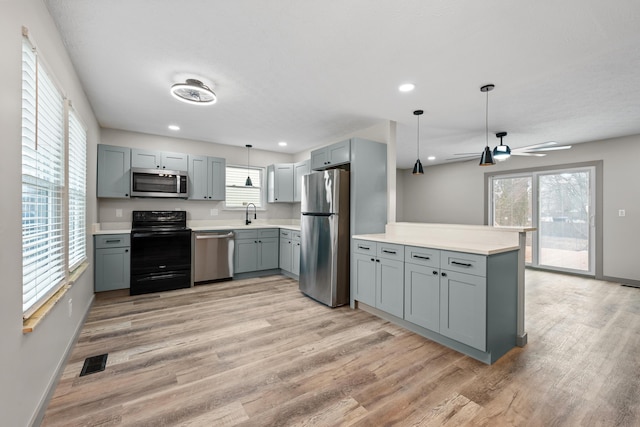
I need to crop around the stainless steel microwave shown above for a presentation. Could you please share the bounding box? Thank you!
[130,168,188,198]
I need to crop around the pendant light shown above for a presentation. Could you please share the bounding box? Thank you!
[479,84,496,166]
[493,131,511,160]
[412,110,424,175]
[245,144,253,186]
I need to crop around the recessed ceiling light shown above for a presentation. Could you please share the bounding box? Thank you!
[398,83,415,92]
[168,124,180,131]
[428,156,436,161]
[278,141,287,147]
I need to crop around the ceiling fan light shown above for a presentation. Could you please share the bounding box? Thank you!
[412,159,424,175]
[493,144,511,160]
[479,146,496,166]
[170,79,217,105]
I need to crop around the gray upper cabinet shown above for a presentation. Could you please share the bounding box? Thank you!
[311,139,350,170]
[267,164,294,203]
[131,148,188,171]
[97,144,131,198]
[188,155,225,200]
[293,159,310,202]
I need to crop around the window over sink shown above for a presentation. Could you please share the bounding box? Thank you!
[225,165,264,209]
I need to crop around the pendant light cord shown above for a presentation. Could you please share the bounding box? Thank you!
[485,89,489,148]
[417,113,420,159]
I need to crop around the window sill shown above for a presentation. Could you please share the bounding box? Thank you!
[22,261,89,334]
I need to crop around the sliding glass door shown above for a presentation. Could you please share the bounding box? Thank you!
[490,166,595,275]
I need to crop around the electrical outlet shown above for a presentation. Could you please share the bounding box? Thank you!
[210,209,218,216]
[115,209,123,218]
[68,298,73,317]
[619,209,626,217]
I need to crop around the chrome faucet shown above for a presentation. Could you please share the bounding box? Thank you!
[245,203,257,225]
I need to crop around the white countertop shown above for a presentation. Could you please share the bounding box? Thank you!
[353,233,520,256]
[93,222,300,235]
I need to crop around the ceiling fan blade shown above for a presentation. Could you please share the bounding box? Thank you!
[515,141,559,151]
[453,152,479,156]
[526,145,572,152]
[511,152,546,157]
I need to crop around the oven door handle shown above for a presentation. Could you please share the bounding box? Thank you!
[136,273,187,282]
[132,231,188,238]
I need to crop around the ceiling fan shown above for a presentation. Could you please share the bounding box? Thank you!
[447,132,572,162]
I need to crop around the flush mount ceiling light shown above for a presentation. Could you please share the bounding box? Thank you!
[493,131,511,160]
[278,141,287,147]
[412,110,424,175]
[168,124,180,131]
[479,84,496,166]
[399,83,416,92]
[245,144,253,187]
[170,79,217,105]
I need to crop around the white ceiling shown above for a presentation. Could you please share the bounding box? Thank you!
[44,0,640,168]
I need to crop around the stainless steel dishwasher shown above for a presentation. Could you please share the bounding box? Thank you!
[193,231,234,283]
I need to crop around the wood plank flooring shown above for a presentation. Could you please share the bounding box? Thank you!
[42,271,640,426]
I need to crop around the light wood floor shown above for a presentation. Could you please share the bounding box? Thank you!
[42,271,640,426]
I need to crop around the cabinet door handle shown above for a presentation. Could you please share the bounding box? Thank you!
[125,249,129,253]
[432,270,438,275]
[382,249,396,255]
[441,272,447,277]
[413,254,430,260]
[370,258,375,262]
[451,261,472,267]
[376,259,380,263]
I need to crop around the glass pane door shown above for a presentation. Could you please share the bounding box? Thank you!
[491,175,533,263]
[537,169,594,273]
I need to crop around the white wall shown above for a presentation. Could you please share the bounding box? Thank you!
[0,1,100,425]
[399,134,640,282]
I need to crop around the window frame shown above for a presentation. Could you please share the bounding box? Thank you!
[21,33,88,319]
[224,164,266,210]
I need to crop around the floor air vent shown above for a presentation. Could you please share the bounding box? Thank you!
[79,354,108,377]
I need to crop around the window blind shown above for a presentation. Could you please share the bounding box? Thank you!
[225,166,263,208]
[68,108,87,270]
[22,37,66,316]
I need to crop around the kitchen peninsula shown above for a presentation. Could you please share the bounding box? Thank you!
[352,222,533,364]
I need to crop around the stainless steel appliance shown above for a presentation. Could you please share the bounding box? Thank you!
[193,231,234,283]
[299,169,350,307]
[130,211,191,295]
[130,168,188,198]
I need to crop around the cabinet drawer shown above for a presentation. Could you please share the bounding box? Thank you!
[95,234,130,249]
[405,246,440,268]
[259,228,279,238]
[377,242,404,261]
[353,239,376,255]
[280,229,293,239]
[234,229,258,240]
[441,250,487,277]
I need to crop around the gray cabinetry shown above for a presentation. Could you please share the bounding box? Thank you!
[404,246,441,332]
[131,148,188,171]
[97,144,130,198]
[311,139,350,170]
[352,240,404,317]
[279,229,293,272]
[375,243,405,318]
[280,229,302,276]
[293,160,310,202]
[267,164,294,203]
[188,155,225,200]
[234,228,279,273]
[94,234,130,292]
[352,238,518,364]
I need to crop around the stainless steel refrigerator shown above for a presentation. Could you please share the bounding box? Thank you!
[299,169,350,307]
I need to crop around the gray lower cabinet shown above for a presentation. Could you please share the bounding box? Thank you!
[291,231,301,275]
[97,144,131,198]
[94,234,130,292]
[352,240,404,318]
[353,239,518,364]
[234,229,279,274]
[279,229,301,276]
